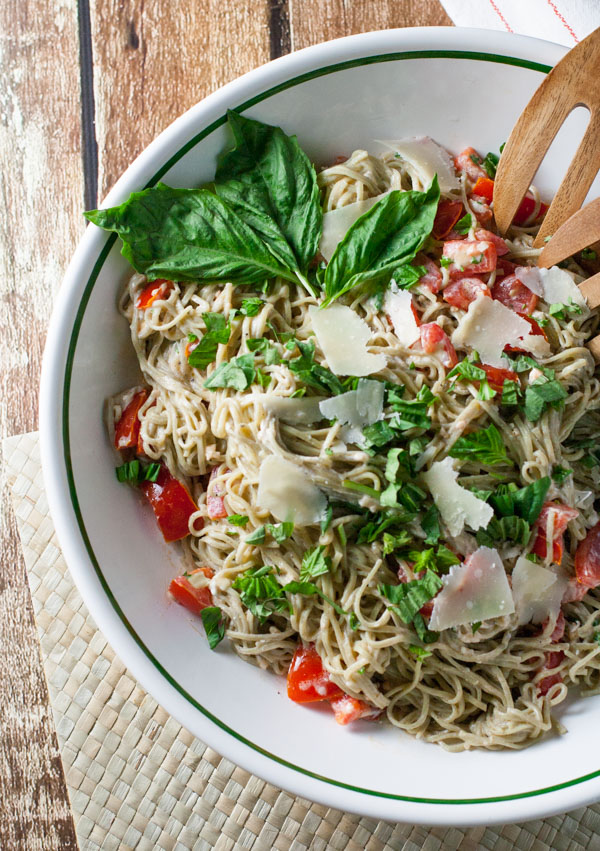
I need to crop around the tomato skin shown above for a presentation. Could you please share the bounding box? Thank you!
[514,197,549,226]
[432,200,464,240]
[491,274,538,315]
[114,389,148,450]
[454,147,487,182]
[442,239,497,278]
[136,279,173,309]
[207,466,228,519]
[442,277,490,311]
[416,254,442,293]
[420,323,458,368]
[329,694,381,725]
[537,650,565,696]
[531,502,579,564]
[469,196,493,225]
[574,522,600,592]
[169,567,214,615]
[480,364,519,393]
[140,463,200,542]
[472,177,495,203]
[474,229,509,256]
[287,644,343,703]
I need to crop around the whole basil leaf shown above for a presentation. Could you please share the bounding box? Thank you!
[216,111,322,277]
[323,178,440,306]
[85,183,292,284]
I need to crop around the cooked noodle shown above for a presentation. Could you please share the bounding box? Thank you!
[115,146,600,751]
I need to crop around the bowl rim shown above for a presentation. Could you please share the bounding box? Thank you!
[40,25,600,826]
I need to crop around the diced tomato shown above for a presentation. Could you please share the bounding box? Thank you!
[329,694,381,725]
[410,303,421,327]
[420,322,458,368]
[184,338,198,360]
[550,610,566,643]
[287,644,343,703]
[442,277,490,311]
[514,196,549,226]
[442,239,497,278]
[474,229,509,256]
[504,316,548,354]
[469,196,493,225]
[574,522,600,594]
[472,177,495,203]
[206,467,228,520]
[537,650,565,696]
[479,364,519,393]
[169,567,214,615]
[454,147,487,182]
[140,463,200,542]
[114,389,148,450]
[491,274,538,315]
[496,258,517,278]
[415,253,442,293]
[531,502,579,564]
[432,200,464,240]
[136,279,173,309]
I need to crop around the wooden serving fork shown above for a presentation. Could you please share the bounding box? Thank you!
[494,27,600,247]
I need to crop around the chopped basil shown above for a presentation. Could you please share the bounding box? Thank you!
[187,312,231,368]
[447,355,496,401]
[448,423,512,467]
[382,530,412,555]
[524,377,567,422]
[320,503,333,533]
[488,477,550,525]
[581,248,597,261]
[552,465,572,485]
[409,644,432,660]
[246,521,294,545]
[476,515,531,548]
[337,524,347,547]
[239,297,264,316]
[342,480,381,499]
[204,353,256,390]
[115,459,161,485]
[471,621,482,634]
[482,151,499,178]
[284,580,347,617]
[288,339,346,395]
[421,503,441,545]
[247,337,281,365]
[408,545,459,575]
[454,213,472,235]
[232,566,291,622]
[228,514,249,526]
[501,380,521,407]
[380,570,442,625]
[200,606,226,650]
[300,545,332,581]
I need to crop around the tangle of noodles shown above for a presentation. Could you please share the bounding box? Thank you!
[112,144,600,751]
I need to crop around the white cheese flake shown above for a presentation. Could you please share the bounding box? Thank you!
[383,284,420,347]
[380,136,459,193]
[421,457,493,537]
[308,304,386,376]
[261,395,325,424]
[257,455,327,526]
[511,556,567,626]
[538,265,587,309]
[515,266,544,296]
[429,546,515,631]
[319,193,388,262]
[319,379,384,428]
[452,293,550,367]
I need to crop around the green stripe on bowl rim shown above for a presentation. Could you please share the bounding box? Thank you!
[63,48,600,806]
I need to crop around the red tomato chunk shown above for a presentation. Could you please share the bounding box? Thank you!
[472,177,494,203]
[537,650,565,697]
[454,147,487,182]
[136,279,173,309]
[114,389,148,450]
[420,323,458,368]
[169,567,214,615]
[531,503,579,564]
[443,277,490,311]
[329,694,381,725]
[416,254,442,294]
[475,229,509,256]
[432,200,464,240]
[491,274,538,315]
[575,522,600,593]
[140,463,200,542]
[479,364,519,393]
[442,240,497,278]
[287,644,343,703]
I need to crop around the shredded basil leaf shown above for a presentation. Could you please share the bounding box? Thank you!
[449,423,513,467]
[228,514,249,526]
[200,607,226,650]
[204,353,255,390]
[300,545,331,581]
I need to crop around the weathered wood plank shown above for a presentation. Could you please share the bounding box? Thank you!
[0,0,84,847]
[89,0,272,199]
[289,0,452,50]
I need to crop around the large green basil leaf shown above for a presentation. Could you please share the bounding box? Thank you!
[215,111,322,276]
[85,183,292,284]
[323,178,440,306]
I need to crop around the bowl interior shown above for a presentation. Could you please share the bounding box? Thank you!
[44,31,600,825]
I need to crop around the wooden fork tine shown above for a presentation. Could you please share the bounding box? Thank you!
[538,197,600,267]
[494,28,600,240]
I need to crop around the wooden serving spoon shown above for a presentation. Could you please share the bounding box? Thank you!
[494,27,600,247]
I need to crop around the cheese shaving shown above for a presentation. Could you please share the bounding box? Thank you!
[308,304,386,376]
[421,457,493,537]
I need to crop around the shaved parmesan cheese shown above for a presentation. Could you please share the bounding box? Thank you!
[421,457,493,537]
[257,455,327,526]
[452,293,550,367]
[319,379,384,428]
[511,557,567,626]
[384,284,420,346]
[380,137,459,193]
[320,194,387,262]
[429,547,514,631]
[308,304,386,376]
[515,266,544,296]
[261,396,325,424]
[538,265,587,309]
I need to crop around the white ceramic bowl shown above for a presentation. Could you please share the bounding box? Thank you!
[40,27,600,826]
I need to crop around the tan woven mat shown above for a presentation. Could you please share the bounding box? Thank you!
[5,431,600,851]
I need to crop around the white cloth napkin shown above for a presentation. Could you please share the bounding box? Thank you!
[439,0,599,47]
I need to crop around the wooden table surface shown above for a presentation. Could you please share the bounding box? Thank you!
[0,1,451,846]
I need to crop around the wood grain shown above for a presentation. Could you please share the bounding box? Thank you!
[289,0,451,50]
[89,0,272,199]
[0,0,84,847]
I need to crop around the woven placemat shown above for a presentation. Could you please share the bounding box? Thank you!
[5,432,600,851]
